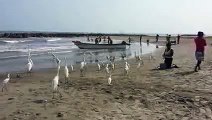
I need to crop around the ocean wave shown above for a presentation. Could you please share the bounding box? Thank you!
[47,38,62,42]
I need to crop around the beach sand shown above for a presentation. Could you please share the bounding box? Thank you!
[0,36,212,120]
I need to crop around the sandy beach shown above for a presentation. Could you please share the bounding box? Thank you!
[0,36,212,120]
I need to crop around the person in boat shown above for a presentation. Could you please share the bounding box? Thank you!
[194,31,207,72]
[99,36,102,43]
[147,39,150,46]
[87,36,90,41]
[162,42,174,69]
[95,37,99,44]
[108,36,113,44]
[122,41,127,45]
[110,39,113,44]
[103,36,106,41]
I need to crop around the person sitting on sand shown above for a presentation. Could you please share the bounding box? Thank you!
[163,42,174,69]
[194,31,207,72]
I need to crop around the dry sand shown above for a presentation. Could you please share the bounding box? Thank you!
[0,36,212,120]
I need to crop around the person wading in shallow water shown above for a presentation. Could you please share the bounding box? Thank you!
[163,42,174,69]
[194,31,207,72]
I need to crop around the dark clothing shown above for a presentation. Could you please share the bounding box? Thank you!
[156,34,159,42]
[164,58,173,68]
[163,48,174,68]
[95,38,98,44]
[194,36,206,72]
[177,35,180,44]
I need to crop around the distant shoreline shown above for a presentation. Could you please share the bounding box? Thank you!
[1,32,212,38]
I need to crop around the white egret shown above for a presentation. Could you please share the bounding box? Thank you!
[27,58,33,73]
[70,64,74,72]
[80,53,87,76]
[125,62,130,75]
[105,64,110,75]
[137,62,141,69]
[1,74,10,92]
[64,57,69,84]
[27,50,33,74]
[108,74,112,85]
[80,61,86,76]
[149,52,155,61]
[52,62,62,99]
[111,62,115,70]
[97,63,101,71]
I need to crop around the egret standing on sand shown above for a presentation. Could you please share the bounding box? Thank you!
[64,57,69,84]
[105,64,110,76]
[111,62,115,70]
[80,60,86,76]
[27,51,33,75]
[97,63,101,71]
[70,64,74,72]
[108,74,112,85]
[1,74,10,92]
[52,61,62,99]
[125,62,130,75]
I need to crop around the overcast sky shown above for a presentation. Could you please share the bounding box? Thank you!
[0,0,212,34]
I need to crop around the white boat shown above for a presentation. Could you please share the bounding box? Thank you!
[72,41,130,49]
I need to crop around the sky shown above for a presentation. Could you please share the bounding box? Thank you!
[0,0,212,34]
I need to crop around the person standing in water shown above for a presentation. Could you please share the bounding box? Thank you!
[140,35,142,46]
[163,42,174,69]
[194,31,207,72]
[156,34,159,42]
[177,34,180,44]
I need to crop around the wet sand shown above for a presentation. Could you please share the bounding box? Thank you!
[1,36,212,120]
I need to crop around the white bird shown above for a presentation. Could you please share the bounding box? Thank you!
[125,62,130,75]
[52,63,62,99]
[70,64,74,71]
[97,63,101,71]
[149,52,155,60]
[111,62,115,70]
[1,74,10,92]
[137,62,141,68]
[105,64,110,75]
[27,51,33,74]
[64,57,69,84]
[108,74,112,85]
[80,61,86,76]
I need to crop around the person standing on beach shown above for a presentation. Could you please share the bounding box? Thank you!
[128,37,131,44]
[194,31,207,72]
[140,35,142,46]
[156,34,159,42]
[177,34,180,44]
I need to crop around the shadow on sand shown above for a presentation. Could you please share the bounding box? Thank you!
[175,71,195,76]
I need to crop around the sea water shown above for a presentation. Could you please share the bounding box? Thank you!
[0,37,159,73]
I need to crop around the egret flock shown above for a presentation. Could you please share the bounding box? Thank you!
[0,47,155,99]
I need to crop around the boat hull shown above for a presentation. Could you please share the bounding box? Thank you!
[72,41,129,49]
